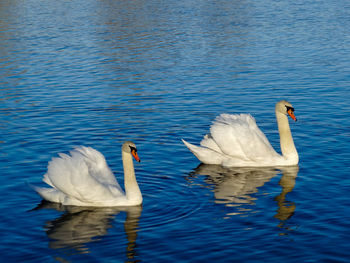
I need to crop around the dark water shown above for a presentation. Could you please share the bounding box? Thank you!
[1,0,350,262]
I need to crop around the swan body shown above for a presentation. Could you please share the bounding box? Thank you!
[33,141,142,207]
[182,100,298,167]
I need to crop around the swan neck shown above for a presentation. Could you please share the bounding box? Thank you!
[276,111,298,162]
[122,150,142,203]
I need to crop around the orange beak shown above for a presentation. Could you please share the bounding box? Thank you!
[131,149,141,162]
[287,109,297,121]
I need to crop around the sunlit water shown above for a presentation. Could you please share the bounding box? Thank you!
[1,0,350,262]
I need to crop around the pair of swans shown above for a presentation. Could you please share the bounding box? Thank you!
[34,100,298,207]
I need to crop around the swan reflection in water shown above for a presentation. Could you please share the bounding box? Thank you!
[187,164,298,230]
[34,202,142,260]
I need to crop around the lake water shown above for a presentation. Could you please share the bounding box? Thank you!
[1,0,349,262]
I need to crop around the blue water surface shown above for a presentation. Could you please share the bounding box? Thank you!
[1,0,350,262]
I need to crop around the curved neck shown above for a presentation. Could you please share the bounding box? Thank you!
[122,151,142,204]
[276,111,298,162]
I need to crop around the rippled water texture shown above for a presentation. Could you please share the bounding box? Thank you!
[1,0,350,262]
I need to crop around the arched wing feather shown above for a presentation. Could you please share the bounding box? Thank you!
[210,114,279,162]
[43,146,124,204]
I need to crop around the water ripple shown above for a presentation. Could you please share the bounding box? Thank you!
[140,173,206,230]
[1,0,350,262]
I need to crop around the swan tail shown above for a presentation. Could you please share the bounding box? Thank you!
[182,139,224,165]
[30,185,64,203]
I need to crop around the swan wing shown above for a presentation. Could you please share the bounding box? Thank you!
[42,146,124,204]
[72,146,121,188]
[210,114,279,162]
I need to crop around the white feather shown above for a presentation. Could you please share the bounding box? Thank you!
[183,100,299,167]
[34,142,141,206]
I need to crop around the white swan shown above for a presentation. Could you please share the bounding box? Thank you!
[33,141,142,207]
[182,100,298,167]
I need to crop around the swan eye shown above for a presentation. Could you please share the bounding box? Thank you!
[285,105,294,112]
[129,146,137,153]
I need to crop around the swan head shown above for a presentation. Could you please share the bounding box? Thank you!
[122,141,141,162]
[276,100,297,121]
